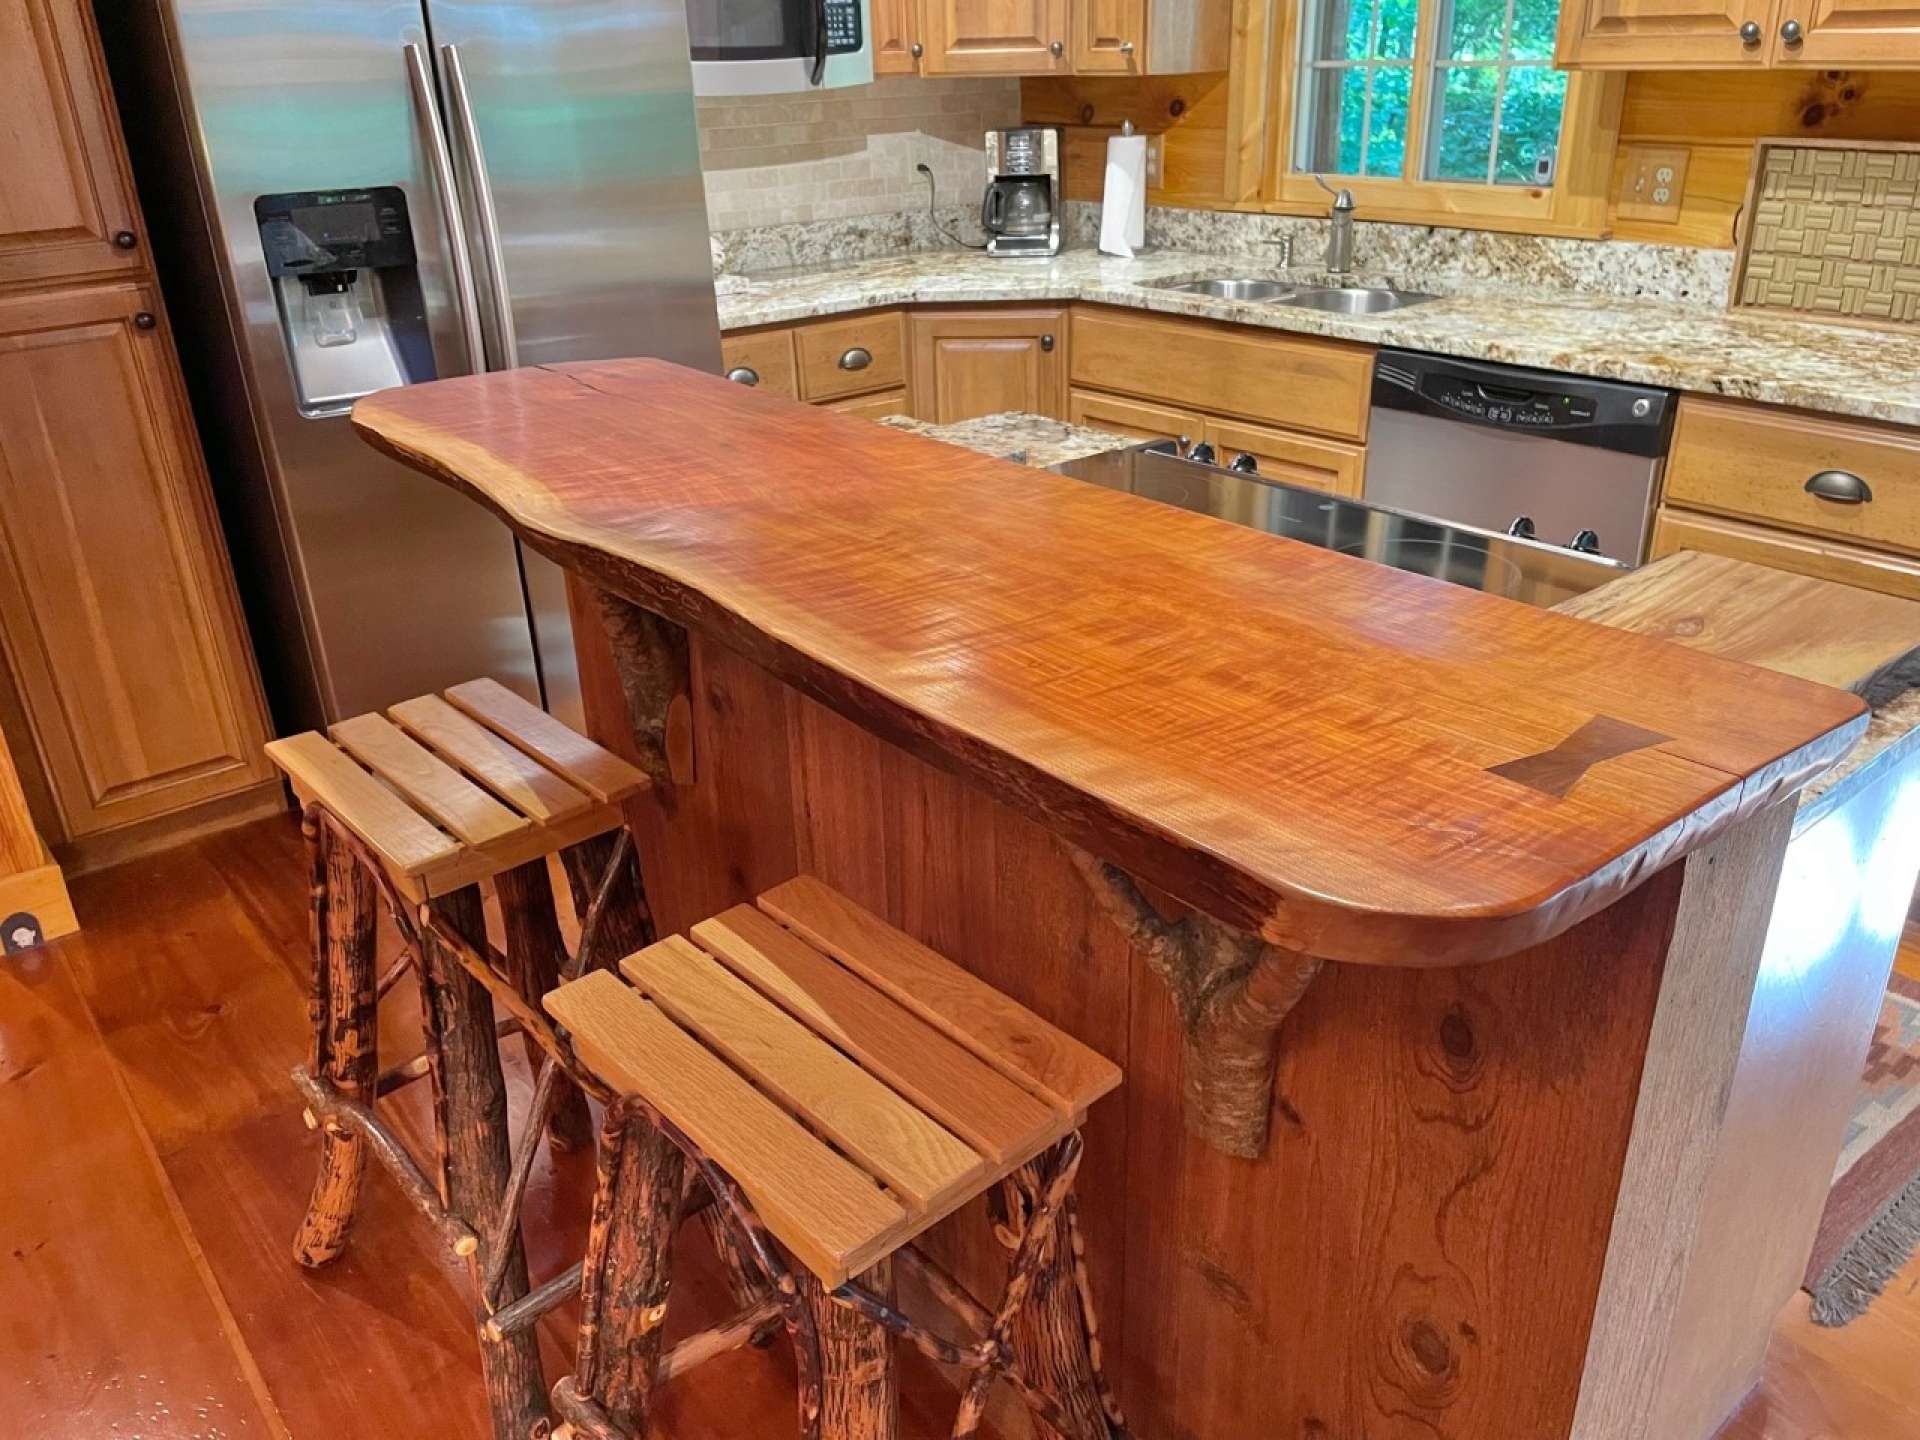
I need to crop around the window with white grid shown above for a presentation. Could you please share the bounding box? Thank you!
[1291,0,1568,188]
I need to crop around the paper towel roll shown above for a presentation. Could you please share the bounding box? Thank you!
[1100,132,1148,259]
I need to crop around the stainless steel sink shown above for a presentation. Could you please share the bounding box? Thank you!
[1278,286,1435,314]
[1155,277,1296,302]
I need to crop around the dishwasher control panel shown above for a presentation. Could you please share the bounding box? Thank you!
[1425,375,1598,429]
[1373,351,1672,459]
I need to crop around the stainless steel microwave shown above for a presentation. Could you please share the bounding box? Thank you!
[688,0,874,95]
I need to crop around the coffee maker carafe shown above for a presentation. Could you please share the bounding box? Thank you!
[981,127,1061,258]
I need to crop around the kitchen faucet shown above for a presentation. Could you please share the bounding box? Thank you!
[1315,175,1356,276]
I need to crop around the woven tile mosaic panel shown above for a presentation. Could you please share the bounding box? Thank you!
[1736,142,1920,326]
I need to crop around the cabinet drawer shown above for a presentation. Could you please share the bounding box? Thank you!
[1070,305,1373,441]
[828,388,911,420]
[1068,389,1203,447]
[720,329,798,399]
[797,312,906,400]
[1651,506,1920,604]
[1664,398,1920,556]
[1203,418,1365,496]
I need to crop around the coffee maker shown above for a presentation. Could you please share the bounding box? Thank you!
[981,127,1061,258]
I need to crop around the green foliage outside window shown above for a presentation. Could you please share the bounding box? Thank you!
[1293,0,1568,187]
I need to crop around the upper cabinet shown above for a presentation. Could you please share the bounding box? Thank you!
[922,0,1072,75]
[876,0,1226,75]
[1556,0,1920,65]
[0,0,145,288]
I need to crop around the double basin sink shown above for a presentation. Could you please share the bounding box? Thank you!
[1153,277,1435,314]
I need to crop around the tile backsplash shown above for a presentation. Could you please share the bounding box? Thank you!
[697,77,1020,233]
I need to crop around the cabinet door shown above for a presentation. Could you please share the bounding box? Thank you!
[0,285,274,838]
[1202,418,1366,496]
[721,329,800,398]
[1068,389,1202,448]
[871,0,926,73]
[1774,0,1920,64]
[0,0,145,288]
[1554,0,1778,66]
[923,0,1071,74]
[910,309,1068,422]
[1073,0,1146,70]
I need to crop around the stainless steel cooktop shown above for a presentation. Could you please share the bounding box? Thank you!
[1048,441,1629,609]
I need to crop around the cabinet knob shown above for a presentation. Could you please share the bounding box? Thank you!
[1739,19,1762,44]
[1049,39,1064,56]
[1119,40,1135,55]
[113,229,139,250]
[838,346,873,371]
[1039,333,1055,352]
[1805,468,1870,504]
[133,311,157,331]
[910,40,923,57]
[1780,17,1804,42]
[725,365,759,386]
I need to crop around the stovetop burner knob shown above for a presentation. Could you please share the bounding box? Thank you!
[1506,515,1536,539]
[1228,452,1259,474]
[1187,441,1217,465]
[1569,528,1602,554]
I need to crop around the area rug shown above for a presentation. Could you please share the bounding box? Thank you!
[1805,971,1920,1325]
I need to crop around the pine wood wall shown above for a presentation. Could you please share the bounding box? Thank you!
[1023,68,1920,249]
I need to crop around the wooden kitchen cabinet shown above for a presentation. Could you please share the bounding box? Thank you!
[0,0,147,289]
[1651,507,1920,602]
[921,0,1072,74]
[910,308,1068,422]
[1202,418,1366,496]
[1556,0,1920,67]
[1072,0,1146,71]
[720,328,799,398]
[0,283,275,842]
[796,311,907,401]
[1068,388,1203,446]
[871,0,927,73]
[829,389,913,419]
[1772,0,1920,65]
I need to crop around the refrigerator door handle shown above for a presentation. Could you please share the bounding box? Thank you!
[440,43,520,369]
[403,42,488,373]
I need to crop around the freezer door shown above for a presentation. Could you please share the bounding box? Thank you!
[428,0,724,726]
[160,0,544,723]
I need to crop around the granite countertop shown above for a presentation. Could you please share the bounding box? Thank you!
[716,248,1919,427]
[878,412,1134,468]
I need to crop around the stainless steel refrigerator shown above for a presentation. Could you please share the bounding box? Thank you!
[99,0,722,732]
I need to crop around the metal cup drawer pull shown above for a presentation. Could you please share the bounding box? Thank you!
[1805,469,1871,504]
[725,365,759,386]
[838,346,873,372]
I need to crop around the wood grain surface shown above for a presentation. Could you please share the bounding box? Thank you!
[354,359,1865,968]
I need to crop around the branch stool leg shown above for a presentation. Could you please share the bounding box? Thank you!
[293,818,379,1267]
[422,885,549,1440]
[291,817,378,1267]
[559,832,656,969]
[570,1102,686,1432]
[1004,1155,1114,1440]
[796,1259,898,1440]
[496,858,594,1152]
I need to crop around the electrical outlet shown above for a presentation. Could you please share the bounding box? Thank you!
[1616,145,1689,224]
[1146,135,1164,188]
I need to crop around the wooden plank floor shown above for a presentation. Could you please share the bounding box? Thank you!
[2,811,1915,1440]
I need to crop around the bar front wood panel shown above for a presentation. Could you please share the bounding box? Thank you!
[0,0,144,290]
[355,360,1864,968]
[585,631,1797,1440]
[0,283,274,837]
[1070,304,1375,440]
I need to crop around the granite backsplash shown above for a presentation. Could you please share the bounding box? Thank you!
[711,195,1735,310]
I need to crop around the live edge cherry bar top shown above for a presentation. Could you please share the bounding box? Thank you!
[353,358,1867,969]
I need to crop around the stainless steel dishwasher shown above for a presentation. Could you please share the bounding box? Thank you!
[1365,350,1675,564]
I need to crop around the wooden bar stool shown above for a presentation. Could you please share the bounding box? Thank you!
[543,875,1127,1440]
[266,677,657,1440]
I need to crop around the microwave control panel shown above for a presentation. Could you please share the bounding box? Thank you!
[824,0,863,52]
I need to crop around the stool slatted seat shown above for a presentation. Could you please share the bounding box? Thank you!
[266,676,647,902]
[545,879,1125,1440]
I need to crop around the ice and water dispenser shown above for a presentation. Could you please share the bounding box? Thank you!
[254,187,435,416]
